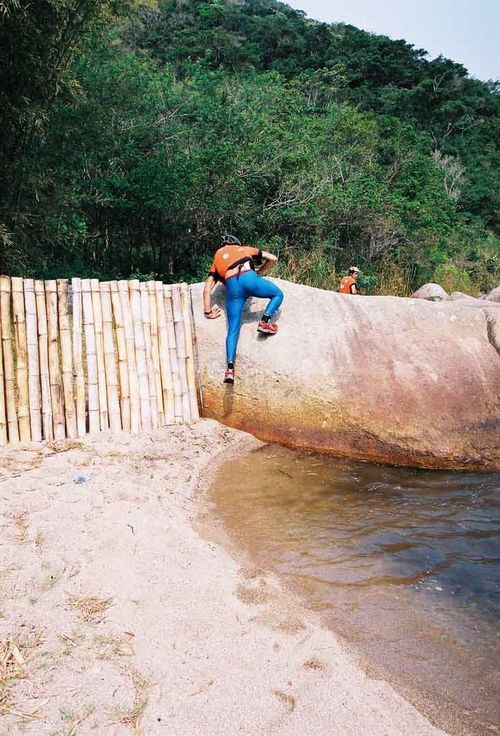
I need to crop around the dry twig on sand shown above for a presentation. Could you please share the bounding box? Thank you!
[0,639,26,714]
[94,633,135,660]
[5,511,29,543]
[46,439,84,453]
[68,595,113,624]
[113,667,150,736]
[0,632,42,716]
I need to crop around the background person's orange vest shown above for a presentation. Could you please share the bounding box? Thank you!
[339,275,356,294]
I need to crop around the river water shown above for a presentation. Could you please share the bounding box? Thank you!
[210,445,500,736]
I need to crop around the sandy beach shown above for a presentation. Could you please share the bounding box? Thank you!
[0,420,447,736]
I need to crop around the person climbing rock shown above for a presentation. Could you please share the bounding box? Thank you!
[203,234,283,384]
[339,266,360,295]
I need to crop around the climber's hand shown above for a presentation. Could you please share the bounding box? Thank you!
[204,305,222,319]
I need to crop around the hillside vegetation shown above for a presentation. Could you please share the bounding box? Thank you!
[1,0,499,293]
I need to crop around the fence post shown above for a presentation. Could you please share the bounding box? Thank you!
[91,279,109,431]
[119,280,140,433]
[24,279,42,441]
[0,276,18,442]
[180,283,200,422]
[130,280,151,430]
[35,280,53,440]
[100,281,122,433]
[171,284,191,424]
[0,279,7,444]
[45,280,66,440]
[164,285,183,423]
[140,282,158,429]
[148,281,164,426]
[71,278,87,437]
[155,282,175,424]
[58,279,77,439]
[110,281,130,432]
[12,277,31,441]
[82,279,99,434]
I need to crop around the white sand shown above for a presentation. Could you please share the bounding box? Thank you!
[0,420,447,735]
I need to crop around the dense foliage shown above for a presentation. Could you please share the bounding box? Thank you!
[1,0,498,292]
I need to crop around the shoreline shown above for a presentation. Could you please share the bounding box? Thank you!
[0,420,446,735]
[206,444,500,736]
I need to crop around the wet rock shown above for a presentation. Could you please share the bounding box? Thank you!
[411,283,448,301]
[192,279,500,470]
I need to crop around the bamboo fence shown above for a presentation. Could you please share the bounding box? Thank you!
[0,278,200,444]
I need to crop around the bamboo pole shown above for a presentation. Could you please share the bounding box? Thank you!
[91,279,108,431]
[45,280,65,440]
[57,280,77,439]
[140,282,158,429]
[24,279,42,441]
[0,278,17,444]
[71,278,86,437]
[155,282,175,424]
[0,276,18,442]
[100,281,121,433]
[119,280,140,433]
[164,285,183,423]
[12,277,31,441]
[82,279,99,434]
[180,283,200,422]
[148,281,164,426]
[0,281,7,444]
[35,280,53,440]
[129,280,151,430]
[110,281,130,432]
[171,284,191,423]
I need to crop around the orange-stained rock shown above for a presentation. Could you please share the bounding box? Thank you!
[191,279,500,470]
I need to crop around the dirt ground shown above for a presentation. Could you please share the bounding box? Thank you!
[0,420,447,736]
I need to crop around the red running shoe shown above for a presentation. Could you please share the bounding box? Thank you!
[257,320,278,335]
[223,368,235,384]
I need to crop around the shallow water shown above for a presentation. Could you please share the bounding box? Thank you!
[211,446,500,736]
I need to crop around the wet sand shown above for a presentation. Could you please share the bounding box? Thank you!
[1,421,446,735]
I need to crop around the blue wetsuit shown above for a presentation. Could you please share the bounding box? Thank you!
[225,270,283,363]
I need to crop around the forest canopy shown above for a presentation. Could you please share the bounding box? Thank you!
[0,0,498,293]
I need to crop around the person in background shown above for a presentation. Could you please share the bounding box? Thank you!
[203,235,283,384]
[339,266,360,294]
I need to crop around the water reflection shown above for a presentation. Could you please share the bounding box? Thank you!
[211,446,500,736]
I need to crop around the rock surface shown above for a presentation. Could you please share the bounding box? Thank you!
[449,291,477,301]
[484,285,500,302]
[192,279,500,470]
[412,283,449,301]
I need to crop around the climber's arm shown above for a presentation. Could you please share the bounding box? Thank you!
[203,275,222,319]
[256,250,277,276]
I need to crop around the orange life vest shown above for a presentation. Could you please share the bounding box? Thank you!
[339,275,356,294]
[209,244,262,282]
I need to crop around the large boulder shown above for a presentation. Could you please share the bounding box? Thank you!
[191,280,500,470]
[449,291,477,301]
[484,286,500,303]
[412,283,448,301]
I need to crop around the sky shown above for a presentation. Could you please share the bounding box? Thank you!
[286,0,500,81]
